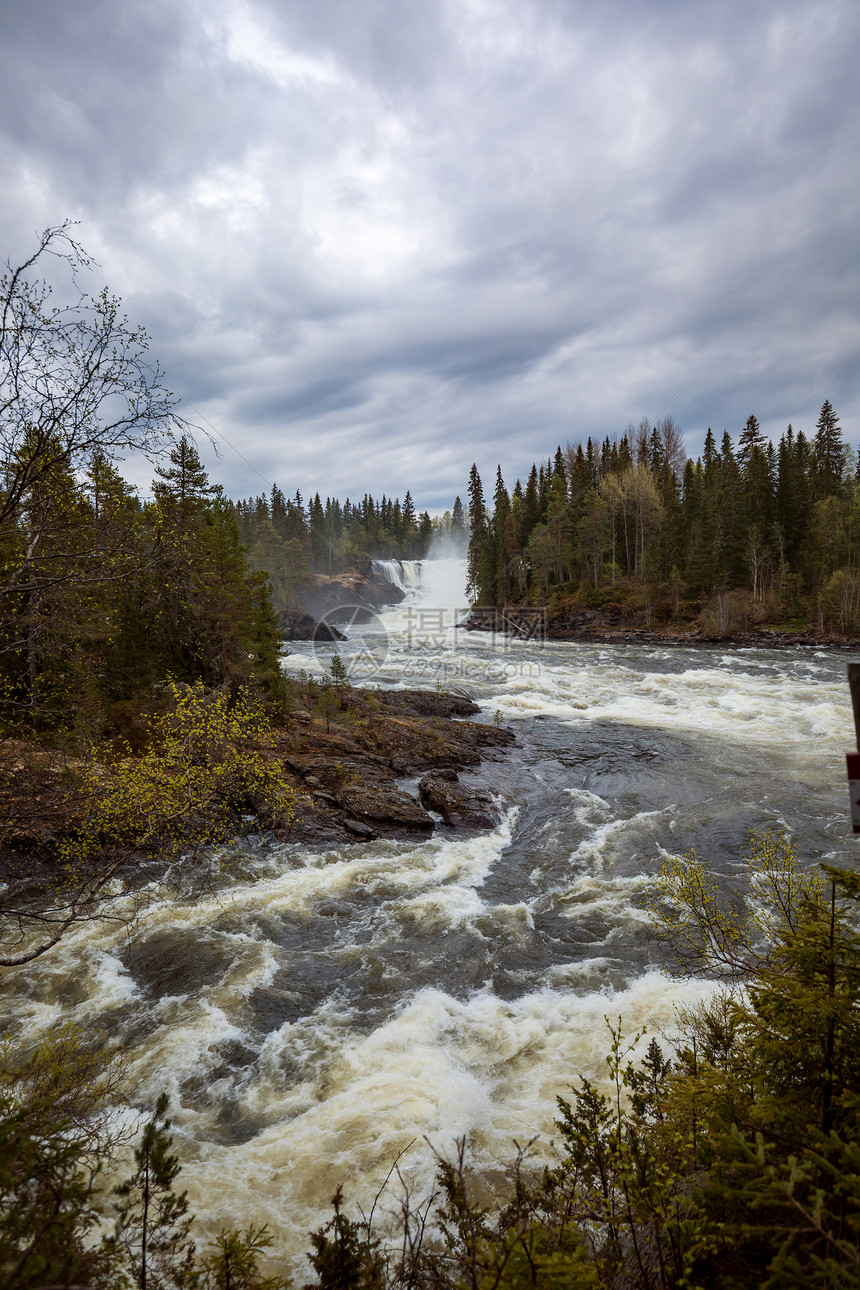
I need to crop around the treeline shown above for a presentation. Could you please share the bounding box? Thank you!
[0,435,284,739]
[232,488,467,612]
[467,401,860,634]
[6,830,860,1288]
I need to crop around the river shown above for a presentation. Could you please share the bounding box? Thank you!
[2,557,857,1268]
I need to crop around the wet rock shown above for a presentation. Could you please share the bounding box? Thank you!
[278,609,347,642]
[374,690,480,719]
[292,567,406,619]
[312,621,347,642]
[343,819,377,839]
[267,689,516,844]
[278,610,317,640]
[338,785,433,832]
[287,754,387,790]
[275,810,347,846]
[418,771,500,830]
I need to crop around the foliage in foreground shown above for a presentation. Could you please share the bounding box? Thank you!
[0,680,296,967]
[3,830,860,1288]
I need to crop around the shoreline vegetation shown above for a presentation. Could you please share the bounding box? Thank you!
[461,605,860,649]
[0,679,514,962]
[459,402,860,650]
[0,679,299,965]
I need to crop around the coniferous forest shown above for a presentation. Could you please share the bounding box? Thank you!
[464,408,860,638]
[3,231,860,1289]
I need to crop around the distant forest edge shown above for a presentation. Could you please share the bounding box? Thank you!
[234,400,860,640]
[462,402,858,638]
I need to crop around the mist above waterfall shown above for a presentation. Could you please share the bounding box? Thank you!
[427,530,469,563]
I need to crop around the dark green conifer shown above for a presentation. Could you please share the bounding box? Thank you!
[111,1093,196,1290]
[737,413,766,467]
[814,399,845,498]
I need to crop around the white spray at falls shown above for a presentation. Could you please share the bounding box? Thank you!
[3,568,858,1271]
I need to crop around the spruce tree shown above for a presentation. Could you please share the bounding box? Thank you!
[269,485,288,539]
[466,465,493,603]
[545,472,573,584]
[714,432,745,587]
[153,436,215,516]
[492,467,511,605]
[521,465,541,544]
[450,495,467,541]
[702,427,717,471]
[417,510,433,556]
[737,413,766,467]
[111,1093,196,1290]
[814,399,845,498]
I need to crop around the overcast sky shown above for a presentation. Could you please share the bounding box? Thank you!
[2,0,858,510]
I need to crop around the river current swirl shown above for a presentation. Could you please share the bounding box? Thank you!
[1,558,857,1268]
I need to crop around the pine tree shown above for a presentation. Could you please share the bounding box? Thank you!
[466,465,493,603]
[417,510,433,556]
[714,432,745,587]
[577,487,610,589]
[196,1223,289,1290]
[401,490,417,555]
[450,496,467,541]
[269,485,288,539]
[702,427,717,471]
[737,413,766,467]
[545,472,573,584]
[153,436,215,517]
[0,1071,122,1288]
[521,465,541,544]
[200,491,261,689]
[492,467,511,605]
[111,1093,196,1290]
[814,399,845,498]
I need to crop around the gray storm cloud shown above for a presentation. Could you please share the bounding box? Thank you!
[1,0,858,505]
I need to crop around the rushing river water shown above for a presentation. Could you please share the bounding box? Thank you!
[3,558,858,1269]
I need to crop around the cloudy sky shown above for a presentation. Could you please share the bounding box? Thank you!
[2,0,858,509]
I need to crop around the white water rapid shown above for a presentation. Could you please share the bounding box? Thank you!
[2,557,857,1272]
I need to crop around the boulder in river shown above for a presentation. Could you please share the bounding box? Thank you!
[338,785,433,832]
[278,609,347,642]
[418,770,500,830]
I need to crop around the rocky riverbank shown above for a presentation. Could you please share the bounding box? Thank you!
[275,686,514,844]
[462,606,860,649]
[0,687,515,878]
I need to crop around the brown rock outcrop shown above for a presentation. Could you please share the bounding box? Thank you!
[418,770,500,830]
[273,686,513,845]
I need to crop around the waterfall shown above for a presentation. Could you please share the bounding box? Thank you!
[371,558,423,595]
